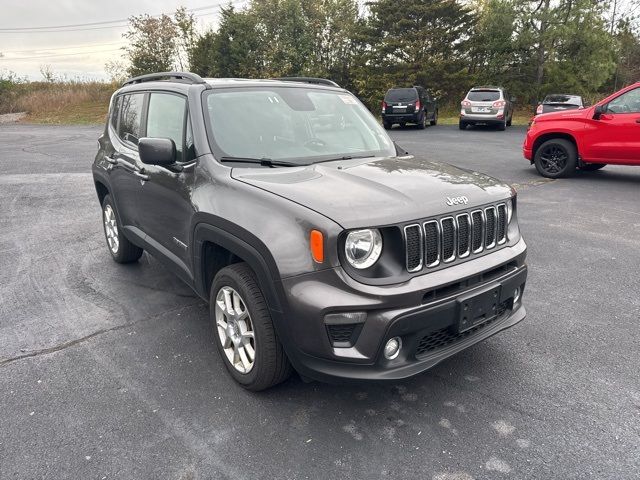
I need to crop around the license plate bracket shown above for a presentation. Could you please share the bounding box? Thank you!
[456,284,501,333]
[471,107,491,113]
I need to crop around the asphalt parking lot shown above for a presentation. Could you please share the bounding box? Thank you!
[1,123,639,479]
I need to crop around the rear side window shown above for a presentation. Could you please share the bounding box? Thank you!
[385,88,418,102]
[467,90,501,102]
[110,96,120,131]
[118,93,145,145]
[146,93,187,162]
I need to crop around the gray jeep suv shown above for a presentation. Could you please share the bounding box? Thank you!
[93,72,527,390]
[460,86,515,130]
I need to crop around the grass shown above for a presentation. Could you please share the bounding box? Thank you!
[0,80,114,125]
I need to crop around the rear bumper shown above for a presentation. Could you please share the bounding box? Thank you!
[277,239,528,383]
[382,112,422,124]
[461,114,504,124]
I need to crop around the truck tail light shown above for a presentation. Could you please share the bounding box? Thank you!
[382,101,387,110]
[415,100,421,111]
[493,100,506,108]
[536,104,543,114]
[461,100,471,107]
[310,230,324,263]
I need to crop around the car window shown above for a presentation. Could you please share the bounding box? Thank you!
[385,88,418,102]
[110,96,120,131]
[118,93,145,146]
[607,88,640,114]
[467,90,501,102]
[146,93,187,162]
[544,95,581,105]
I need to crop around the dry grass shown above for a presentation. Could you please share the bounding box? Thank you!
[1,81,115,125]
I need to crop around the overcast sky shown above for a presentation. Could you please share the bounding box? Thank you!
[0,1,247,81]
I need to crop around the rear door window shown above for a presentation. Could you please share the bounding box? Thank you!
[385,88,418,102]
[110,96,121,131]
[118,93,145,146]
[467,90,501,102]
[146,93,187,162]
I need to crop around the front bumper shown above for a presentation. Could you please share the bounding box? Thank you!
[277,238,528,382]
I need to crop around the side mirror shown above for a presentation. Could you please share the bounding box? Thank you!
[593,104,606,120]
[139,137,176,166]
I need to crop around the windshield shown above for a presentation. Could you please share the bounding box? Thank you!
[204,87,395,164]
[543,95,581,105]
[467,90,501,102]
[384,88,418,102]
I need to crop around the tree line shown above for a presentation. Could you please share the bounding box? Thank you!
[114,0,640,111]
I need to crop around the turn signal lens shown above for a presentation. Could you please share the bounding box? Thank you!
[310,230,324,263]
[493,100,506,108]
[461,100,471,107]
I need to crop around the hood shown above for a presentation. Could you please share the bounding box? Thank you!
[232,156,512,229]
[535,107,591,122]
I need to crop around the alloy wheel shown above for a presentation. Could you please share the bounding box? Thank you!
[215,286,256,374]
[103,204,119,254]
[538,144,568,175]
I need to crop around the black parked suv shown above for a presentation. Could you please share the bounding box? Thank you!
[93,72,527,390]
[382,86,438,129]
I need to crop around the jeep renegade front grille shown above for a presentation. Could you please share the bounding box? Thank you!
[403,203,508,273]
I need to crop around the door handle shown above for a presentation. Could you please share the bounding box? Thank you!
[133,170,149,181]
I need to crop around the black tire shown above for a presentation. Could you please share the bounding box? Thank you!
[534,138,578,178]
[417,113,426,130]
[580,163,606,171]
[506,115,512,127]
[496,120,506,131]
[459,121,467,130]
[430,110,438,126]
[383,121,392,130]
[101,194,143,263]
[210,263,292,391]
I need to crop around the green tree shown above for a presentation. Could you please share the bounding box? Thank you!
[353,0,475,108]
[123,13,178,77]
[190,6,265,78]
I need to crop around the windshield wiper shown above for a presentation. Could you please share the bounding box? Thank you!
[218,156,301,167]
[314,154,375,164]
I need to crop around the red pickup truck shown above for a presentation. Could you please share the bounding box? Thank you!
[523,82,640,177]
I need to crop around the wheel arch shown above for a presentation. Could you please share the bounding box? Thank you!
[192,220,285,314]
[532,132,579,160]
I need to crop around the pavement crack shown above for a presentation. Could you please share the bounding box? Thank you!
[0,301,203,367]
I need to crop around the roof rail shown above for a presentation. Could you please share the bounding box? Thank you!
[274,77,340,88]
[122,71,206,87]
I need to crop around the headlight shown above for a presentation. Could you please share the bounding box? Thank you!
[345,229,383,269]
[506,198,514,224]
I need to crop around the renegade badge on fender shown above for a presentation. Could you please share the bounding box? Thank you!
[93,72,528,390]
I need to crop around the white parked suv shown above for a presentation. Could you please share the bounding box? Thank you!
[459,86,515,131]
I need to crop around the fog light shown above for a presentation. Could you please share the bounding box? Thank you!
[384,337,402,360]
[514,287,521,303]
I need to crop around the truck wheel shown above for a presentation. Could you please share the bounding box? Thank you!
[506,115,512,127]
[459,121,467,130]
[101,194,143,263]
[417,114,426,130]
[534,138,577,178]
[430,110,438,126]
[580,163,606,171]
[496,120,506,131]
[210,263,292,391]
